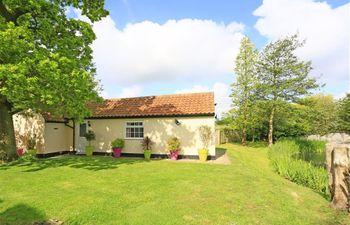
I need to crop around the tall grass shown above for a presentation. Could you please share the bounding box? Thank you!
[268,139,329,199]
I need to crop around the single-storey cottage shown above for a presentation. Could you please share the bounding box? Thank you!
[14,92,216,159]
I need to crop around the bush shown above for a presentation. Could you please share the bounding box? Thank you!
[141,136,153,151]
[84,130,95,146]
[167,137,181,152]
[27,137,36,150]
[268,139,329,199]
[111,138,125,148]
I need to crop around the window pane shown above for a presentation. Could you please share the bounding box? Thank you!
[79,123,87,137]
[126,122,144,138]
[126,127,131,138]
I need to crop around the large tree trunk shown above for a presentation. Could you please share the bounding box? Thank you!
[241,127,247,146]
[0,98,17,160]
[268,107,275,147]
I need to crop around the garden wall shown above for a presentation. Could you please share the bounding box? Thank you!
[326,143,350,212]
[308,133,350,143]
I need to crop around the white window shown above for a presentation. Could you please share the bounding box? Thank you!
[125,122,144,139]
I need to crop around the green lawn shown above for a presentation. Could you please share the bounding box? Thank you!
[0,144,348,225]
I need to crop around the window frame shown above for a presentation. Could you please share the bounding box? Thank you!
[125,121,144,139]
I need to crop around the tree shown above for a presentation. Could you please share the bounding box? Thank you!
[0,0,108,160]
[257,34,319,146]
[231,37,258,145]
[337,94,350,134]
[298,94,338,135]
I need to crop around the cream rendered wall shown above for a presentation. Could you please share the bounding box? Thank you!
[13,113,74,153]
[75,116,215,156]
[44,123,73,153]
[13,113,45,153]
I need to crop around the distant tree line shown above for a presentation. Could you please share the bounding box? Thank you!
[218,35,350,146]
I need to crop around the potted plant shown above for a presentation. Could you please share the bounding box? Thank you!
[16,148,24,157]
[27,136,37,156]
[198,125,212,161]
[141,136,153,161]
[84,130,95,156]
[167,137,181,160]
[111,138,124,158]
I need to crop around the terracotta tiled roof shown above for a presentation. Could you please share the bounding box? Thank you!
[87,92,215,118]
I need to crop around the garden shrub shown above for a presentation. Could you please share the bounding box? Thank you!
[268,139,329,199]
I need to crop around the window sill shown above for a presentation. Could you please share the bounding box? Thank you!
[124,138,144,140]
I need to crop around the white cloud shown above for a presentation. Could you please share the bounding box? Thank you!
[118,85,142,98]
[253,0,350,89]
[89,17,244,86]
[175,82,231,118]
[174,85,210,94]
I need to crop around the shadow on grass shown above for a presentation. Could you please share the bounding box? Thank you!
[0,203,47,225]
[0,156,145,172]
[215,148,227,158]
[220,141,268,148]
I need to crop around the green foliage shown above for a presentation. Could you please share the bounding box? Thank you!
[228,34,319,145]
[84,130,95,146]
[337,93,350,134]
[0,0,107,118]
[298,94,338,135]
[111,138,124,148]
[166,137,181,152]
[257,34,319,145]
[0,0,108,157]
[268,139,328,198]
[273,103,311,139]
[26,136,36,150]
[0,149,7,163]
[231,37,259,144]
[257,34,318,102]
[223,127,241,142]
[19,152,37,161]
[141,136,153,151]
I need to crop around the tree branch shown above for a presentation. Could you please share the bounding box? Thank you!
[0,0,12,21]
[0,0,27,24]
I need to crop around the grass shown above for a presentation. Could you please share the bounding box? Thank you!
[0,144,348,225]
[269,139,329,198]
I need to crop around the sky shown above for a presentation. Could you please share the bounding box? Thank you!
[72,0,349,117]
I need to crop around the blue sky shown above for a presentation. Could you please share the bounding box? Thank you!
[80,0,350,116]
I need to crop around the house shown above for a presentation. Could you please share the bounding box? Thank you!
[13,92,216,159]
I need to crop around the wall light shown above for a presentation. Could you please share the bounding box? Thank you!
[175,119,181,126]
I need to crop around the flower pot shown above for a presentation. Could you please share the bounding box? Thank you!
[170,150,180,160]
[144,149,151,161]
[112,147,122,158]
[198,148,208,162]
[85,146,94,156]
[16,148,24,157]
[27,149,37,156]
